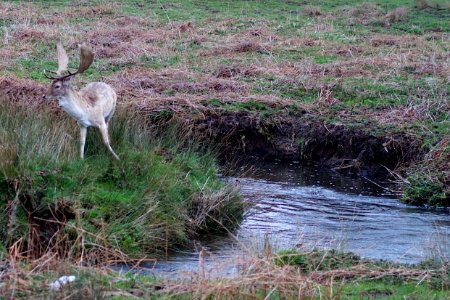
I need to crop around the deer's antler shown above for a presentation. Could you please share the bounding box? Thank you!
[77,45,94,74]
[44,43,94,80]
[56,41,68,76]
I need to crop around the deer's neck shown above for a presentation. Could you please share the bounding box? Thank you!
[58,88,92,126]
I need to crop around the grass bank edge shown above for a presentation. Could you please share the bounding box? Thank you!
[1,248,448,299]
[0,98,246,263]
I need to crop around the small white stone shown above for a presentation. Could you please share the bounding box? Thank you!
[49,275,76,291]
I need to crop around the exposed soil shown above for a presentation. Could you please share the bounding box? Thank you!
[195,110,424,178]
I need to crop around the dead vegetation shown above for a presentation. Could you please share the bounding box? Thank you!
[302,5,323,16]
[346,3,411,27]
[200,42,272,56]
[416,0,450,10]
[1,244,445,299]
[160,249,442,299]
[107,67,249,111]
[214,65,259,78]
[385,7,409,24]
[0,77,48,109]
[63,3,118,18]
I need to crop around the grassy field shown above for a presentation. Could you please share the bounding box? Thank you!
[1,0,448,206]
[0,0,449,298]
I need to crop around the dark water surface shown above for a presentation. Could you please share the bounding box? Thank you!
[138,161,450,277]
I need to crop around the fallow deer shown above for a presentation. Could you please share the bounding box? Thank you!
[44,42,119,160]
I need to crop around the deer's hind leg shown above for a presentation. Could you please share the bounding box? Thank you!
[98,123,120,160]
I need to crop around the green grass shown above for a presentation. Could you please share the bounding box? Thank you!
[276,249,362,272]
[403,174,448,206]
[0,100,244,259]
[338,281,449,299]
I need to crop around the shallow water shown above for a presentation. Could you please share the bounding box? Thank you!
[136,161,450,277]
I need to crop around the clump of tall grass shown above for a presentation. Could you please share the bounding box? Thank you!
[0,97,244,264]
[385,7,409,24]
[416,0,450,10]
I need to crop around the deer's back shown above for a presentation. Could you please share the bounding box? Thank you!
[79,82,116,113]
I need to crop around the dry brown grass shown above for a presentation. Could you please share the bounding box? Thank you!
[413,0,450,10]
[107,67,248,103]
[347,3,384,26]
[162,253,318,299]
[214,65,259,78]
[0,77,48,109]
[370,34,421,47]
[63,3,118,18]
[200,42,272,57]
[303,5,323,16]
[349,3,383,18]
[415,0,432,9]
[159,249,434,299]
[386,7,409,22]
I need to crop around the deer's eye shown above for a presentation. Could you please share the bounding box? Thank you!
[54,84,61,89]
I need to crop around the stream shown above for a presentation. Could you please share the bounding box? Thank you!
[138,160,450,277]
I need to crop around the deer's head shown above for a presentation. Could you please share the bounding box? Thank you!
[43,42,94,100]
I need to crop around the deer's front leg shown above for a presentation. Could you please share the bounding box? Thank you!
[79,125,87,160]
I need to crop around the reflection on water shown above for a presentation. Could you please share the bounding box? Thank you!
[138,160,450,277]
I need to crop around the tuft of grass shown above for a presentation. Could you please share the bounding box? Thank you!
[303,5,323,16]
[385,6,409,25]
[416,0,450,10]
[276,249,361,272]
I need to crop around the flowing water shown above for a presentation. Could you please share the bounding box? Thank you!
[138,160,450,277]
